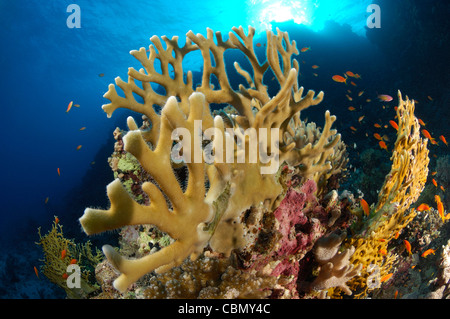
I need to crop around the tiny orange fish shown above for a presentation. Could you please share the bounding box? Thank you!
[358,115,365,122]
[312,65,319,69]
[441,185,445,192]
[61,249,67,260]
[366,99,371,102]
[57,167,60,176]
[348,106,356,111]
[346,94,353,101]
[374,133,383,140]
[416,203,431,211]
[394,290,398,299]
[421,129,435,142]
[79,127,86,131]
[394,231,400,239]
[66,101,73,113]
[44,197,49,204]
[421,249,435,258]
[360,198,370,216]
[418,118,426,126]
[380,273,393,283]
[374,123,381,128]
[300,47,311,52]
[313,73,318,77]
[389,120,398,130]
[435,195,441,204]
[379,249,387,255]
[354,74,361,79]
[74,104,80,107]
[358,91,364,97]
[98,73,105,77]
[332,75,347,83]
[432,178,438,187]
[34,266,39,280]
[437,201,445,222]
[431,171,437,176]
[55,216,59,224]
[62,273,69,280]
[350,81,357,87]
[427,96,433,101]
[70,259,77,265]
[379,140,388,151]
[350,126,357,131]
[76,145,82,151]
[346,71,355,77]
[404,240,412,255]
[378,94,393,102]
[439,135,448,146]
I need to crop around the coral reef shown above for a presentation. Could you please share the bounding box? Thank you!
[79,26,343,293]
[74,26,433,299]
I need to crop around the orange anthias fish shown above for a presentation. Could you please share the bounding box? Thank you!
[57,167,60,176]
[350,81,357,87]
[348,106,356,111]
[378,94,393,102]
[61,249,67,260]
[332,75,347,83]
[416,203,431,212]
[374,133,383,141]
[432,178,438,187]
[379,141,388,151]
[312,65,319,69]
[350,126,357,131]
[379,249,388,255]
[418,118,426,126]
[435,195,441,203]
[380,273,393,283]
[439,135,448,146]
[421,129,437,144]
[346,94,353,101]
[301,47,311,52]
[55,216,60,224]
[358,91,364,97]
[389,120,399,130]
[358,115,365,122]
[62,273,69,280]
[76,145,82,151]
[437,201,445,222]
[34,266,39,280]
[79,127,86,131]
[44,197,49,204]
[346,71,355,77]
[394,231,400,239]
[427,96,433,101]
[421,249,435,258]
[360,198,370,216]
[374,123,382,128]
[404,240,412,255]
[66,101,73,113]
[70,259,77,265]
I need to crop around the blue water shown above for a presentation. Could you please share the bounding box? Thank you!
[0,0,448,298]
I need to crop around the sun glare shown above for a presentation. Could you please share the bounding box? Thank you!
[249,0,311,32]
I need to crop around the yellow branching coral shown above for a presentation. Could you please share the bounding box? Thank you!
[345,91,430,297]
[36,217,102,298]
[80,26,341,292]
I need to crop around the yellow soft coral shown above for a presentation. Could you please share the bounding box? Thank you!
[345,91,430,297]
[80,26,341,292]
